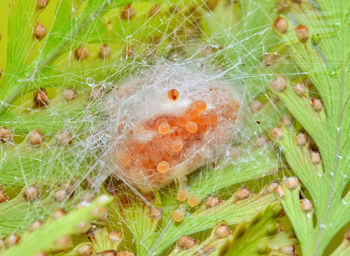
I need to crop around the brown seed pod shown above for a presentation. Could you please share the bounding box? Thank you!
[255,136,268,147]
[6,233,20,247]
[275,185,285,197]
[274,17,288,33]
[0,190,8,203]
[311,98,323,112]
[34,88,50,107]
[235,187,251,200]
[117,252,135,256]
[109,231,122,242]
[99,44,112,59]
[54,189,68,202]
[294,82,306,96]
[263,53,279,66]
[250,100,263,112]
[91,207,106,221]
[172,209,184,223]
[97,250,117,256]
[271,127,283,139]
[276,0,289,12]
[176,235,198,250]
[37,0,49,9]
[284,177,299,190]
[52,208,67,219]
[57,131,73,146]
[0,126,12,143]
[214,225,232,238]
[296,133,307,146]
[122,5,135,19]
[310,151,321,164]
[29,220,43,232]
[279,245,296,255]
[265,182,278,193]
[188,196,200,207]
[75,47,89,60]
[149,207,162,219]
[270,77,287,92]
[78,244,94,256]
[177,189,189,202]
[34,23,46,40]
[24,185,40,202]
[300,199,313,212]
[295,24,310,43]
[56,236,72,249]
[205,196,220,208]
[29,129,44,146]
[75,221,91,233]
[62,88,77,101]
[206,0,218,10]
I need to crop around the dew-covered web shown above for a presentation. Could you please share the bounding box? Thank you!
[0,0,295,253]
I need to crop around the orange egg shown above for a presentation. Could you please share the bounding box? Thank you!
[157,161,170,173]
[158,122,170,135]
[185,107,198,120]
[168,89,179,101]
[194,100,207,112]
[170,139,184,152]
[185,121,198,133]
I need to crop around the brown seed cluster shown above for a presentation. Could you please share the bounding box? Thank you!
[75,47,89,60]
[176,235,198,250]
[274,17,288,33]
[0,126,12,143]
[34,23,46,40]
[34,88,50,107]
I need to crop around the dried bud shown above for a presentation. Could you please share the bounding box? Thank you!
[311,98,323,112]
[29,129,44,146]
[6,233,20,247]
[270,77,287,92]
[0,126,12,143]
[78,244,94,256]
[176,235,198,250]
[34,23,46,40]
[310,151,321,164]
[29,220,43,232]
[99,44,112,59]
[62,88,77,101]
[250,100,263,112]
[255,136,268,147]
[271,127,283,139]
[122,5,135,19]
[294,82,306,96]
[301,199,313,212]
[188,196,200,207]
[295,24,310,43]
[274,17,288,33]
[75,47,89,60]
[149,207,162,219]
[235,187,251,200]
[109,231,122,242]
[37,0,49,9]
[52,208,67,219]
[172,209,184,223]
[296,133,307,146]
[34,88,49,107]
[24,185,40,201]
[280,245,296,255]
[284,177,299,190]
[205,196,220,208]
[275,185,285,197]
[214,225,232,238]
[54,189,68,202]
[263,53,279,66]
[57,131,73,146]
[177,189,188,201]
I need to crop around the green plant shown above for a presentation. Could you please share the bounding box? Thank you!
[0,0,349,256]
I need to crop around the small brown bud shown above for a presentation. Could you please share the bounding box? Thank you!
[275,185,285,197]
[263,53,279,66]
[91,207,106,220]
[75,47,89,60]
[99,44,112,59]
[176,189,188,202]
[37,0,49,9]
[122,5,135,19]
[188,196,200,208]
[214,225,232,238]
[24,185,40,201]
[284,177,299,190]
[56,236,72,249]
[311,98,323,112]
[149,207,162,219]
[34,88,50,107]
[270,77,287,92]
[52,208,67,219]
[205,196,220,208]
[276,1,289,12]
[294,82,306,96]
[281,115,292,126]
[61,182,74,194]
[280,245,296,255]
[301,199,313,212]
[117,252,135,256]
[271,127,283,139]
[310,151,321,164]
[29,220,43,232]
[295,24,310,43]
[54,189,67,202]
[265,182,278,193]
[62,88,77,101]
[34,23,46,40]
[78,244,94,256]
[250,100,263,112]
[296,133,307,146]
[172,209,184,223]
[109,231,122,242]
[76,221,91,233]
[255,136,268,147]
[0,190,8,203]
[235,187,251,200]
[0,126,12,143]
[176,235,198,250]
[6,233,20,247]
[29,129,44,146]
[57,131,73,146]
[206,0,218,10]
[274,17,288,33]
